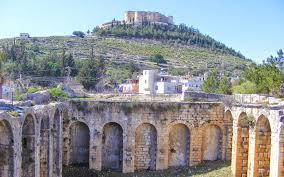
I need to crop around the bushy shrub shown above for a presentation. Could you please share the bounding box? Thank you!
[232,81,257,94]
[27,87,41,93]
[48,87,68,100]
[149,54,167,64]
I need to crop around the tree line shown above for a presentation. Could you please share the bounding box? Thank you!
[0,41,137,91]
[203,49,284,96]
[93,23,246,59]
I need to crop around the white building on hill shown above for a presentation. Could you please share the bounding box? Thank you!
[139,70,207,95]
[139,70,182,95]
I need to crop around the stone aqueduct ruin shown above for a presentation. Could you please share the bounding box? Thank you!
[0,99,284,177]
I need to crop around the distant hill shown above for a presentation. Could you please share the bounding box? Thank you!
[94,24,246,59]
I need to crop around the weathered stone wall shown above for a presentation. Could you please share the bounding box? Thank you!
[2,96,284,177]
[134,123,157,170]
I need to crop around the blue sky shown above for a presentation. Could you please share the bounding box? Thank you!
[0,0,283,63]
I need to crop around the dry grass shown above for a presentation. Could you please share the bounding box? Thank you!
[63,161,232,177]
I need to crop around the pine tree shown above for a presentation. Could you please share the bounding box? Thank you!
[202,69,219,93]
[218,75,232,94]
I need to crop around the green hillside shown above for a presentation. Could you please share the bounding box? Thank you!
[0,33,252,89]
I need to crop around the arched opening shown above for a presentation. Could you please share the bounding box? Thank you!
[168,123,190,167]
[102,122,123,171]
[22,115,35,177]
[0,120,13,177]
[135,123,157,171]
[225,110,233,160]
[40,117,49,177]
[279,125,284,177]
[254,116,271,177]
[202,124,222,161]
[53,109,60,176]
[235,112,250,177]
[69,122,90,166]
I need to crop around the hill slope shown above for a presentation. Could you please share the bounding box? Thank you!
[0,35,252,77]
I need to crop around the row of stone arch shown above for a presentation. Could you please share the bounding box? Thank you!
[233,112,274,177]
[65,121,224,172]
[0,108,62,177]
[5,108,281,176]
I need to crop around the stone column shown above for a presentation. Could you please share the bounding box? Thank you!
[247,126,256,177]
[34,120,40,177]
[189,127,203,166]
[59,113,63,177]
[231,112,238,177]
[270,129,280,177]
[13,121,22,177]
[90,127,102,171]
[122,125,134,173]
[269,111,281,177]
[156,126,168,170]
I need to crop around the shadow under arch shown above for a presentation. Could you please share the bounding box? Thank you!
[22,114,36,177]
[0,119,14,177]
[68,121,90,166]
[168,123,190,167]
[102,122,123,171]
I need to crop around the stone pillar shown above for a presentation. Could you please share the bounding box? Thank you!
[270,130,280,177]
[156,126,168,170]
[34,120,40,177]
[90,127,102,171]
[231,112,238,177]
[13,122,22,177]
[190,127,202,166]
[58,114,63,177]
[247,126,256,177]
[122,126,134,173]
[48,121,53,177]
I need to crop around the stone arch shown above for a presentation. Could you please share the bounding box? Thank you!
[0,119,14,177]
[279,124,284,177]
[202,124,222,161]
[168,123,190,167]
[134,123,157,171]
[225,110,233,160]
[53,109,60,176]
[22,114,36,177]
[254,115,271,177]
[235,112,250,177]
[102,122,123,171]
[40,117,49,177]
[69,121,90,166]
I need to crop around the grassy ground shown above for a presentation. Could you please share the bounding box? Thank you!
[63,161,232,177]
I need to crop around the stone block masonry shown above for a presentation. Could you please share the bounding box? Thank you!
[0,97,283,177]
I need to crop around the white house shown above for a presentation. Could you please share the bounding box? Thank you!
[139,70,158,95]
[180,73,208,92]
[139,70,182,95]
[20,33,30,40]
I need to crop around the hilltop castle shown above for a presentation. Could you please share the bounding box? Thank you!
[101,11,174,29]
